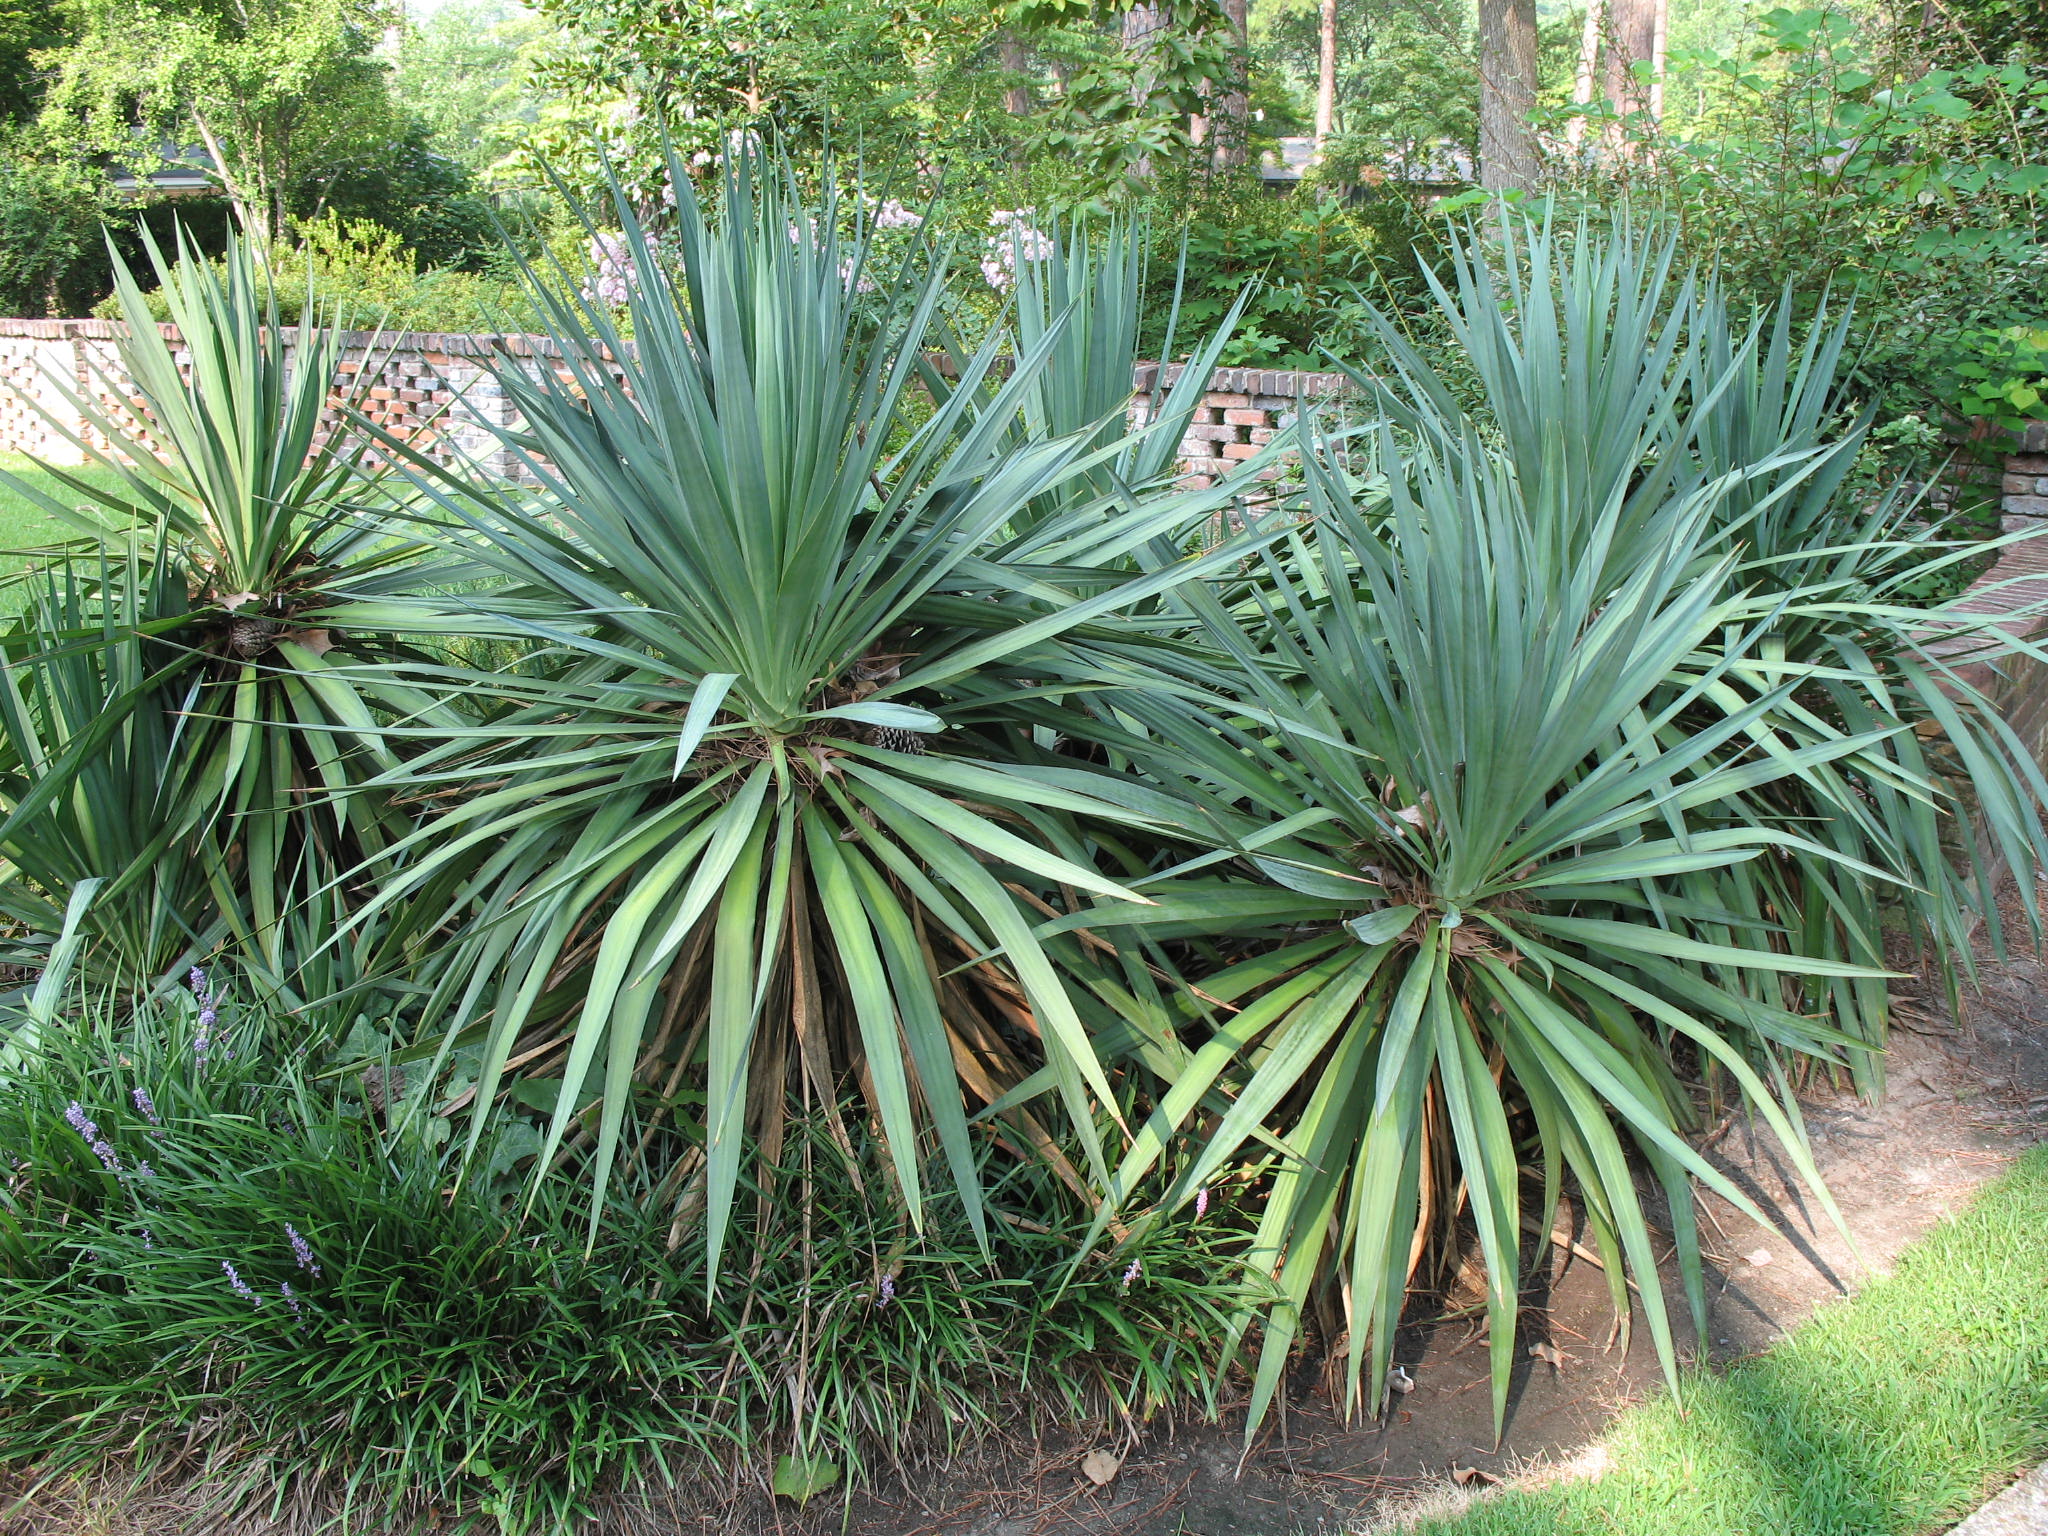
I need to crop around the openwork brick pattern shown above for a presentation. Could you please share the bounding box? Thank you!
[1131,362,1350,488]
[2,321,2040,523]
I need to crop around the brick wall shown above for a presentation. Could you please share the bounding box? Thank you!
[2002,420,2048,520]
[5,319,2045,519]
[0,318,1343,487]
[1131,361,1348,487]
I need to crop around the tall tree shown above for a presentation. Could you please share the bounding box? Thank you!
[1313,0,1336,149]
[1604,0,1662,125]
[35,0,398,238]
[1212,0,1249,168]
[1477,0,1537,188]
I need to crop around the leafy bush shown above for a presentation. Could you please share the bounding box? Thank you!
[1540,7,2048,420]
[0,984,1253,1530]
[92,216,543,334]
[1139,184,1434,369]
[0,147,112,318]
[1941,322,2048,434]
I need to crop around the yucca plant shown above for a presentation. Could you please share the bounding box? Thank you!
[984,218,1253,551]
[1067,425,1893,1437]
[1345,218,2048,1087]
[0,227,469,999]
[0,558,220,984]
[356,156,1258,1264]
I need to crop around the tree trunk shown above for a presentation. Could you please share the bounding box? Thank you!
[1477,0,1539,190]
[1566,0,1603,148]
[1123,3,1169,176]
[1313,0,1337,151]
[999,31,1032,118]
[1214,0,1249,169]
[1603,0,1662,127]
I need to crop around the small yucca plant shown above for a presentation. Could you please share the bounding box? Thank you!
[0,227,469,1001]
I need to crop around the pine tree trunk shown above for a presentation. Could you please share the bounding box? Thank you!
[1603,0,1662,125]
[1567,0,1602,148]
[1000,31,1032,117]
[1477,0,1539,190]
[1124,2,1169,177]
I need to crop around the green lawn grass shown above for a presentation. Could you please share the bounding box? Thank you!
[1402,1144,2048,1536]
[0,454,122,609]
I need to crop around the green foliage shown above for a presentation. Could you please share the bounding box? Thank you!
[314,120,504,271]
[1543,7,2048,417]
[0,145,115,318]
[92,216,543,332]
[1008,0,1239,189]
[1942,322,2048,433]
[33,0,399,239]
[391,0,552,177]
[0,0,63,126]
[0,987,1255,1530]
[1141,184,1432,367]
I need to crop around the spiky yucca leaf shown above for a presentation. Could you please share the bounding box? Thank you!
[1343,218,2048,1087]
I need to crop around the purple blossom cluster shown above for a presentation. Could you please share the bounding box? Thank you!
[132,1086,160,1125]
[1121,1257,1142,1289]
[222,1260,261,1307]
[64,1101,122,1174]
[981,209,1054,291]
[582,233,638,308]
[875,1273,896,1309]
[189,967,222,1060]
[285,1224,323,1278]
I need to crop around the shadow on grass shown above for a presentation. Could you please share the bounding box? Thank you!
[1408,1144,2048,1536]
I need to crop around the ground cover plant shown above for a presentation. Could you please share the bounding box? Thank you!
[0,164,2044,1532]
[0,987,1252,1531]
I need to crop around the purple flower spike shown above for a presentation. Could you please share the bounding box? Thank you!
[285,1224,322,1278]
[132,1087,161,1124]
[140,1227,155,1250]
[89,1140,121,1174]
[64,1103,100,1143]
[188,966,207,995]
[281,1282,302,1320]
[1121,1258,1142,1289]
[222,1261,260,1307]
[1194,1186,1209,1219]
[131,1161,155,1179]
[876,1274,896,1308]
